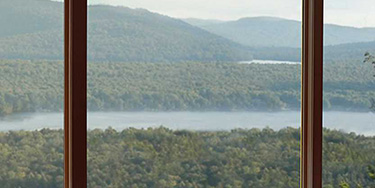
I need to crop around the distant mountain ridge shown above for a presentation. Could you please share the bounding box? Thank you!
[182,18,225,27]
[0,0,374,62]
[0,0,253,62]
[184,16,375,48]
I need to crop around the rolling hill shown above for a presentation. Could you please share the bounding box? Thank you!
[87,6,253,62]
[324,41,375,61]
[0,0,253,62]
[0,0,63,38]
[182,18,224,27]
[1,0,375,62]
[185,16,375,48]
[250,41,375,62]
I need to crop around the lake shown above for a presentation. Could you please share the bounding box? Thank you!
[239,59,300,65]
[0,111,374,136]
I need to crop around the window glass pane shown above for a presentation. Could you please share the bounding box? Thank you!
[323,1,375,187]
[0,0,64,187]
[87,0,302,187]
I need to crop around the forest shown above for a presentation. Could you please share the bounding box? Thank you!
[0,127,374,187]
[1,56,374,187]
[0,59,374,116]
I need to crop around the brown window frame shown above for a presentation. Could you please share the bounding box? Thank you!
[63,0,324,187]
[301,0,324,187]
[64,0,87,187]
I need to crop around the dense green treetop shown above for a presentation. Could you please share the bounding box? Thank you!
[0,60,374,116]
[0,127,374,187]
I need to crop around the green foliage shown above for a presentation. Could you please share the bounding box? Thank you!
[368,165,375,180]
[364,52,375,112]
[340,181,350,188]
[0,129,64,188]
[0,128,374,187]
[0,60,64,116]
[1,60,375,116]
[364,52,375,65]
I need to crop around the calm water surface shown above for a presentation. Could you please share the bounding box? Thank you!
[0,111,374,135]
[239,59,300,65]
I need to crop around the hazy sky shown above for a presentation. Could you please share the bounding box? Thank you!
[86,0,375,28]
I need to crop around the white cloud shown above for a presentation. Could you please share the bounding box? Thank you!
[86,0,374,27]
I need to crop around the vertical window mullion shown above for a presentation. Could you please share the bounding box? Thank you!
[64,0,88,187]
[301,0,324,187]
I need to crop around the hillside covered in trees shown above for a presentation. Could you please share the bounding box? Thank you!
[0,60,374,116]
[0,127,374,187]
[0,0,253,62]
[1,0,375,62]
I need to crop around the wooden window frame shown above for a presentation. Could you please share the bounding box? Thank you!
[64,0,87,187]
[63,0,324,187]
[301,0,324,187]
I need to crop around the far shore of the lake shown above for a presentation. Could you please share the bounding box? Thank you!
[0,111,374,136]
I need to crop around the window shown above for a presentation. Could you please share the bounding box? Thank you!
[1,0,329,187]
